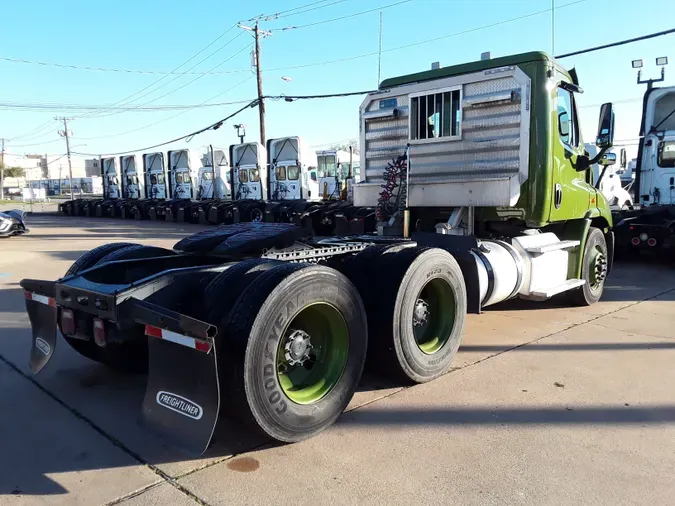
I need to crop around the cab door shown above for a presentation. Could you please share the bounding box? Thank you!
[549,83,596,222]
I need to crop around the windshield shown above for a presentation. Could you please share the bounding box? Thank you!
[287,165,299,180]
[171,150,188,169]
[104,159,116,174]
[658,141,675,168]
[317,155,337,178]
[175,173,184,184]
[238,169,248,183]
[275,166,286,181]
[202,172,214,180]
[124,157,136,173]
[249,168,261,182]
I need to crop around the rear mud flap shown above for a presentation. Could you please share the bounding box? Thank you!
[23,291,58,374]
[142,336,220,456]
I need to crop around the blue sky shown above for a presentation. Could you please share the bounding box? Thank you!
[1,0,673,161]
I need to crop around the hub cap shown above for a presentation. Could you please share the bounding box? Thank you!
[590,250,608,289]
[412,278,456,355]
[284,330,313,366]
[276,303,349,405]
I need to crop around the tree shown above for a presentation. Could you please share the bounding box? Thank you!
[330,139,360,155]
[2,165,24,178]
[0,163,24,199]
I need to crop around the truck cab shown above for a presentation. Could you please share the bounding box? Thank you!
[197,149,230,200]
[167,149,197,200]
[635,87,675,206]
[267,137,306,201]
[230,142,267,201]
[101,157,121,199]
[120,154,144,199]
[587,144,633,210]
[315,149,358,200]
[143,152,168,200]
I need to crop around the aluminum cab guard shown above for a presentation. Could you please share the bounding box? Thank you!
[19,279,221,456]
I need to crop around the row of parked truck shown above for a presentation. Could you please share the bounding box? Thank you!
[60,139,374,234]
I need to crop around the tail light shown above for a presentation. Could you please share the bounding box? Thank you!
[60,309,76,335]
[631,237,641,246]
[93,318,106,347]
[648,238,657,247]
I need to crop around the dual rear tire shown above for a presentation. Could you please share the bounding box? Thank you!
[203,246,466,443]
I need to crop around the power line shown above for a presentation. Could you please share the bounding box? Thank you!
[69,88,373,156]
[76,25,241,118]
[0,55,251,75]
[7,119,54,141]
[275,0,412,31]
[90,41,251,120]
[555,27,675,59]
[263,0,589,73]
[80,31,247,119]
[72,100,260,156]
[250,0,348,21]
[75,77,255,141]
[6,138,63,148]
[0,97,255,113]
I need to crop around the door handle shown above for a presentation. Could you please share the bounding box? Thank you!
[554,183,563,209]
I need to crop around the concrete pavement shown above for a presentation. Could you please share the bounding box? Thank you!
[1,214,674,505]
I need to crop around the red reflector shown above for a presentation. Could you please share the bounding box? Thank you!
[631,237,641,246]
[648,238,657,247]
[60,309,76,335]
[24,291,32,300]
[93,318,106,347]
[195,340,212,353]
[144,325,162,339]
[629,226,634,231]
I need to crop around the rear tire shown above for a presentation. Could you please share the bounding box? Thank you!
[344,246,467,384]
[568,227,608,306]
[213,263,368,442]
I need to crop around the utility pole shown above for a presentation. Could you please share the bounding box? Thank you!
[239,22,271,147]
[0,138,5,200]
[56,117,75,201]
[254,22,266,147]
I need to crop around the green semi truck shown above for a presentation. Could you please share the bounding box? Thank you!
[20,51,617,454]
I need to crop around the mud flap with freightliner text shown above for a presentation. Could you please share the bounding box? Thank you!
[120,298,221,455]
[21,279,58,374]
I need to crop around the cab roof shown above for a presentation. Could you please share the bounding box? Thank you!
[379,51,559,89]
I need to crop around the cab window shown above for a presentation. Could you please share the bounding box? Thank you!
[275,166,287,181]
[238,169,249,183]
[202,172,214,180]
[175,174,184,184]
[658,141,675,168]
[249,168,261,182]
[557,87,579,149]
[287,165,300,180]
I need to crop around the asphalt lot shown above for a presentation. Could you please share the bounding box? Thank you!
[1,213,674,505]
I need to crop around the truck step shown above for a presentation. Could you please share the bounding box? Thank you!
[525,240,580,255]
[526,279,586,301]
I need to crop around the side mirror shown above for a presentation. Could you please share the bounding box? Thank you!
[599,152,616,167]
[596,103,615,149]
[308,190,312,197]
[620,148,627,169]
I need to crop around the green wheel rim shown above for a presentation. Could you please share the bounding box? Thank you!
[412,278,456,355]
[276,303,349,405]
